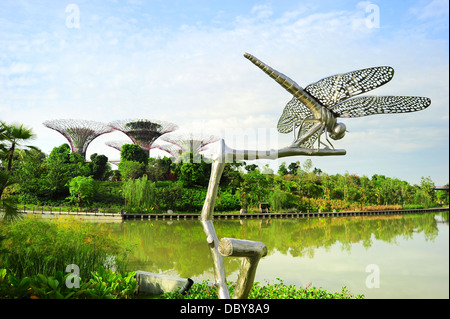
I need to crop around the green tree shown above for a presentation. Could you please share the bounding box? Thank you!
[120,144,148,165]
[0,170,20,222]
[148,157,173,182]
[0,122,37,172]
[118,161,146,181]
[436,187,449,206]
[13,148,47,204]
[89,153,111,181]
[302,159,313,173]
[178,155,211,188]
[245,164,258,172]
[122,175,156,212]
[68,176,95,207]
[220,161,244,190]
[238,170,269,209]
[1,122,37,220]
[420,176,436,202]
[45,144,90,200]
[278,162,288,176]
[288,161,300,175]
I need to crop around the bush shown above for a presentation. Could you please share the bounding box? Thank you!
[0,267,137,299]
[155,182,183,211]
[93,181,123,206]
[178,188,207,211]
[67,176,96,207]
[123,175,156,213]
[118,160,146,180]
[215,190,240,211]
[120,144,148,165]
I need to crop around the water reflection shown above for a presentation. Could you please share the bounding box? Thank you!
[111,212,447,282]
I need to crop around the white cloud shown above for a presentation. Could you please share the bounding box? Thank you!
[251,5,273,20]
[413,0,449,20]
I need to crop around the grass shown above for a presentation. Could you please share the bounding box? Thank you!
[0,216,135,280]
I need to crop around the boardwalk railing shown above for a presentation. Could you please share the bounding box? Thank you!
[16,204,448,220]
[19,205,123,217]
[121,207,449,221]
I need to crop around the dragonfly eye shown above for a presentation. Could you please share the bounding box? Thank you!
[330,123,346,140]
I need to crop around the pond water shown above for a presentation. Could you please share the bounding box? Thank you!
[110,212,449,299]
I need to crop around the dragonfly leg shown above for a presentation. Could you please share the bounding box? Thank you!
[291,122,323,148]
[317,126,332,150]
[317,130,323,150]
[324,127,335,150]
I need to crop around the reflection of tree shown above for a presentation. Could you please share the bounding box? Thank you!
[110,213,442,278]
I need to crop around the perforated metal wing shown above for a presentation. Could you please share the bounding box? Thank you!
[305,66,395,108]
[277,97,319,147]
[332,96,431,118]
[297,122,320,149]
[277,97,313,134]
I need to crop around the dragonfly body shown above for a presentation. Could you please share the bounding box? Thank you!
[244,53,430,150]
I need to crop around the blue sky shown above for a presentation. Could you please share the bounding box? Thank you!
[1,0,448,186]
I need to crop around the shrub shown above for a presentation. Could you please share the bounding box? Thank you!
[123,175,156,213]
[118,160,146,180]
[215,190,240,211]
[179,188,207,211]
[67,176,96,207]
[120,144,148,165]
[93,181,123,206]
[0,267,138,299]
[155,182,183,211]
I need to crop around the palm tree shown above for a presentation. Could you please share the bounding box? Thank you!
[1,122,36,221]
[0,122,37,172]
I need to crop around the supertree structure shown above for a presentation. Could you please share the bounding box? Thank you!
[108,119,178,155]
[43,119,113,159]
[160,132,220,158]
[105,140,179,158]
[105,140,132,152]
[152,143,183,158]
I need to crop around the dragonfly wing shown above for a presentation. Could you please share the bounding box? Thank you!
[297,121,319,149]
[277,97,313,133]
[305,66,395,108]
[333,96,431,118]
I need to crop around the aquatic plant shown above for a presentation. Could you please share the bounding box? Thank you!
[0,216,134,279]
[159,279,364,299]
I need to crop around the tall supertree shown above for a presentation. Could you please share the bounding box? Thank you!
[105,140,178,158]
[108,119,178,155]
[43,119,113,159]
[154,143,183,158]
[105,140,132,152]
[160,132,220,161]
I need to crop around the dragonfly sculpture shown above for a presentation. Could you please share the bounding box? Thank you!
[244,53,431,150]
[200,54,432,300]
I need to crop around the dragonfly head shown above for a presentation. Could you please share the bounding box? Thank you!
[330,122,346,140]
